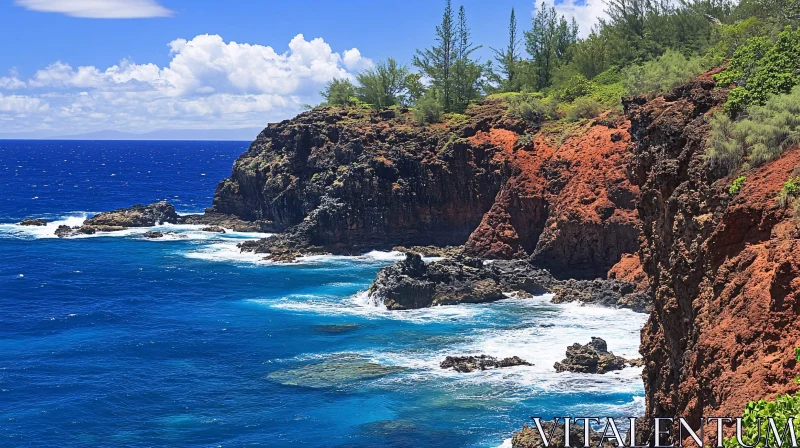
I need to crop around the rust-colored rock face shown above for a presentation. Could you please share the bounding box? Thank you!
[607,253,648,292]
[464,118,641,279]
[211,100,641,277]
[628,78,800,432]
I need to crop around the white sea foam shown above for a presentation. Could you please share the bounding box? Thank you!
[0,213,272,246]
[182,241,269,265]
[0,214,89,239]
[263,288,647,408]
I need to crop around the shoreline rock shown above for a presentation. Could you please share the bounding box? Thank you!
[19,218,47,226]
[368,253,650,312]
[368,253,554,310]
[553,337,630,374]
[200,226,226,233]
[440,355,532,373]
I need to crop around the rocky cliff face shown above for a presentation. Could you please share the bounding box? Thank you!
[210,100,640,277]
[464,119,641,278]
[210,102,526,254]
[628,78,800,430]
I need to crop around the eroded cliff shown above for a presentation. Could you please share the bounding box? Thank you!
[210,100,640,277]
[628,77,800,432]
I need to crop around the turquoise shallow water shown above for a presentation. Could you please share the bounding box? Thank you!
[0,140,647,447]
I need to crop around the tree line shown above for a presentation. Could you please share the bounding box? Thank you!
[319,0,799,124]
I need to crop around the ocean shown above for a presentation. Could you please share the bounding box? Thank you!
[0,140,647,447]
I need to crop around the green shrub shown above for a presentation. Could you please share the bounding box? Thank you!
[566,97,604,121]
[321,78,359,107]
[506,93,559,122]
[777,176,800,208]
[592,68,623,86]
[729,176,747,195]
[413,91,444,125]
[715,27,800,117]
[723,392,800,448]
[622,49,708,97]
[517,133,535,148]
[590,82,627,110]
[723,349,800,448]
[559,74,595,102]
[706,86,800,172]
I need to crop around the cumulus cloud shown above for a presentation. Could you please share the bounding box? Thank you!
[536,0,608,37]
[0,34,368,135]
[15,0,173,19]
[0,93,49,113]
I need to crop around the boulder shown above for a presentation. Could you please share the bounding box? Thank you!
[440,355,532,373]
[368,253,553,310]
[200,226,226,233]
[19,218,47,226]
[55,225,73,238]
[83,202,179,228]
[553,337,629,374]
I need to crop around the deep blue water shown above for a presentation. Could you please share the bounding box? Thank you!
[0,140,647,447]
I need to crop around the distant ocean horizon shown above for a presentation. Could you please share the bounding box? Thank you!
[0,139,646,447]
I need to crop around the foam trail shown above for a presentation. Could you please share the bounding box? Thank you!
[0,214,88,239]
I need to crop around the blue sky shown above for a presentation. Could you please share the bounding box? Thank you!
[0,0,603,139]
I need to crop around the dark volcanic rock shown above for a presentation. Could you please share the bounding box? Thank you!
[19,218,47,226]
[143,231,165,238]
[209,101,532,258]
[550,278,652,313]
[200,226,226,233]
[84,202,179,228]
[181,212,272,232]
[368,253,553,310]
[55,225,73,238]
[513,421,628,448]
[367,253,650,311]
[627,74,800,436]
[440,355,532,373]
[206,100,639,276]
[391,245,463,257]
[553,337,628,374]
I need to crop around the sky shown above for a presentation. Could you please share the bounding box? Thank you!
[0,0,606,140]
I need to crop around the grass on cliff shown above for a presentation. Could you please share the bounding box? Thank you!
[706,85,800,174]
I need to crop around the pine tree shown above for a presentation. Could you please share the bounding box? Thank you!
[413,0,456,111]
[525,2,579,89]
[492,8,522,91]
[452,5,482,112]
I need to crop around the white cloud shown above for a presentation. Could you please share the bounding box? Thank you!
[342,48,373,71]
[0,34,367,135]
[0,93,49,113]
[15,0,173,19]
[535,0,607,38]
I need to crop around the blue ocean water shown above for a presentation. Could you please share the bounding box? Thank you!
[0,140,647,447]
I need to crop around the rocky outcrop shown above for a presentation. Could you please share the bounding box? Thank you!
[19,218,47,226]
[512,420,630,448]
[391,245,463,257]
[464,117,641,278]
[607,253,648,292]
[553,337,629,374]
[368,253,649,311]
[55,202,180,237]
[181,212,273,232]
[200,226,226,233]
[368,253,553,310]
[627,77,800,434]
[210,102,530,257]
[440,355,532,373]
[550,278,652,313]
[207,101,639,276]
[84,202,178,228]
